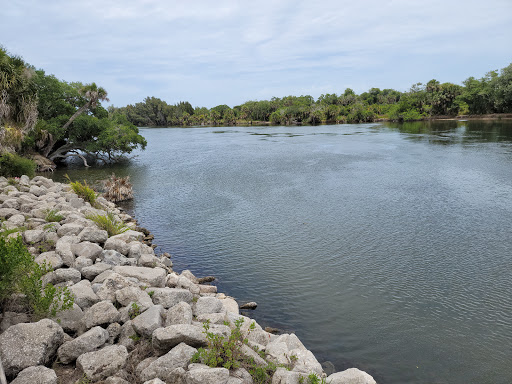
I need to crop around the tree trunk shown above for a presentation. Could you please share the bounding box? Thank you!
[60,101,91,132]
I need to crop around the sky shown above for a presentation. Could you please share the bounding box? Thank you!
[1,0,512,109]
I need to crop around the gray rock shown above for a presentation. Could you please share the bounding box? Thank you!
[185,367,230,384]
[196,313,226,325]
[240,302,258,310]
[221,297,239,315]
[165,301,193,326]
[177,275,200,294]
[73,256,93,271]
[76,345,128,381]
[82,301,120,329]
[92,269,115,284]
[71,241,103,261]
[29,185,46,197]
[0,207,20,219]
[57,223,84,237]
[143,379,166,384]
[241,344,267,366]
[104,237,130,255]
[96,272,136,302]
[45,268,82,285]
[115,286,153,311]
[194,296,224,316]
[23,229,44,243]
[166,273,179,288]
[118,321,138,350]
[101,249,133,266]
[289,349,323,376]
[1,198,20,209]
[69,197,85,208]
[230,368,253,384]
[7,213,25,226]
[138,254,162,268]
[0,312,29,332]
[81,262,113,280]
[34,251,63,269]
[113,266,167,287]
[132,305,164,338]
[10,366,57,384]
[151,288,193,308]
[152,324,207,352]
[105,377,130,384]
[0,319,64,377]
[199,285,218,294]
[52,303,84,332]
[109,230,144,242]
[272,367,307,384]
[57,326,109,364]
[141,342,197,382]
[106,322,122,344]
[78,227,108,243]
[327,368,377,384]
[69,280,100,309]
[180,270,198,284]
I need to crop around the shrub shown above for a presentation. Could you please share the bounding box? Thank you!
[86,211,128,236]
[0,236,74,318]
[0,152,36,178]
[65,175,97,205]
[103,173,134,202]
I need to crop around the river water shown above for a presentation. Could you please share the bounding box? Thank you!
[53,120,512,384]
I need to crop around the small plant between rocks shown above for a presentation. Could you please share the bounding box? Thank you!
[65,175,97,206]
[85,211,128,236]
[192,318,282,384]
[44,208,63,223]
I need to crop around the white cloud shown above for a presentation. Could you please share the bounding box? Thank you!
[1,0,511,107]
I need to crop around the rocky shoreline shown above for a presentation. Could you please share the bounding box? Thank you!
[0,175,376,384]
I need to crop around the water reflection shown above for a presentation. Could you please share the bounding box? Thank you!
[385,120,512,145]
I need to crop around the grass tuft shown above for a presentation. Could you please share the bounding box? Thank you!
[86,210,128,236]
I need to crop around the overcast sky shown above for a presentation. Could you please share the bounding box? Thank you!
[2,0,511,108]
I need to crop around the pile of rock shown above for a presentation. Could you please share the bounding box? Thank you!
[0,176,376,384]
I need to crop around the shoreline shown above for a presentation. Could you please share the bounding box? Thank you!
[0,176,377,384]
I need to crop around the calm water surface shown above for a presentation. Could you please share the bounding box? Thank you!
[54,121,512,384]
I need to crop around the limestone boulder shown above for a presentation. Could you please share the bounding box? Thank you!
[165,301,193,326]
[113,266,167,287]
[52,303,84,332]
[57,326,109,364]
[82,301,120,330]
[194,296,224,316]
[101,249,133,266]
[152,324,207,352]
[104,237,130,255]
[0,319,64,377]
[150,288,193,308]
[71,241,103,261]
[115,286,153,311]
[78,227,108,243]
[76,345,128,381]
[34,251,63,269]
[10,366,57,384]
[23,229,44,243]
[96,272,137,302]
[69,280,100,309]
[131,305,164,338]
[327,368,377,384]
[140,342,197,382]
[185,367,230,384]
[81,262,113,280]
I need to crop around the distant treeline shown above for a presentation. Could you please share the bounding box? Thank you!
[113,63,512,126]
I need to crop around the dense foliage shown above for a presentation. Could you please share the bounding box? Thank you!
[0,235,73,318]
[114,63,512,126]
[0,46,147,170]
[0,152,35,177]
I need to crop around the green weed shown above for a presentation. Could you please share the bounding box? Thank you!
[85,211,128,236]
[44,208,64,222]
